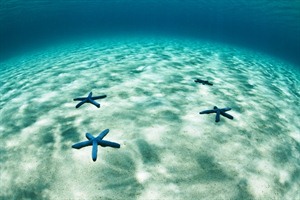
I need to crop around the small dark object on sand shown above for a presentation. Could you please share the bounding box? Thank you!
[199,106,234,122]
[73,92,106,108]
[194,78,213,86]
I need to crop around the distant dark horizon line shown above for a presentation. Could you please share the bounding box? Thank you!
[0,30,299,68]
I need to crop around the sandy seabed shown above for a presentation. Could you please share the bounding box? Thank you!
[0,37,299,200]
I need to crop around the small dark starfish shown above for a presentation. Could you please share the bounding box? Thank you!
[72,129,120,161]
[194,78,213,86]
[199,106,234,122]
[73,92,107,108]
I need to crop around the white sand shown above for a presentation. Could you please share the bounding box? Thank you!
[0,37,299,199]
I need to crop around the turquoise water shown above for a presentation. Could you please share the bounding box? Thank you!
[1,1,300,66]
[0,1,300,200]
[1,37,299,199]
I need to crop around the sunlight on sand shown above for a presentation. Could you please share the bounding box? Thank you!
[0,37,299,199]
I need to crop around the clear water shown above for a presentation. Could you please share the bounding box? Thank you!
[1,0,300,66]
[0,1,300,200]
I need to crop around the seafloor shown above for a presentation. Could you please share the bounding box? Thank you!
[0,37,299,200]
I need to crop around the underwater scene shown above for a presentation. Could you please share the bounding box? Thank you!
[0,1,300,200]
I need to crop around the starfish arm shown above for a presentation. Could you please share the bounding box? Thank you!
[75,99,87,108]
[220,112,234,119]
[98,140,121,148]
[86,133,95,140]
[92,140,98,161]
[88,98,100,108]
[96,129,110,140]
[200,110,216,114]
[73,97,87,101]
[88,92,93,98]
[215,110,221,122]
[72,140,93,149]
[92,95,107,100]
[220,108,231,112]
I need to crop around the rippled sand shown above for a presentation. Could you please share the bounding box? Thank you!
[1,37,299,200]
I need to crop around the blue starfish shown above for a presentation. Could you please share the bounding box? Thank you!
[72,129,120,161]
[73,92,107,108]
[199,106,234,122]
[194,78,213,86]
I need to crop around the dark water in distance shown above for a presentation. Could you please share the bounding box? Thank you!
[1,2,300,199]
[0,0,300,66]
